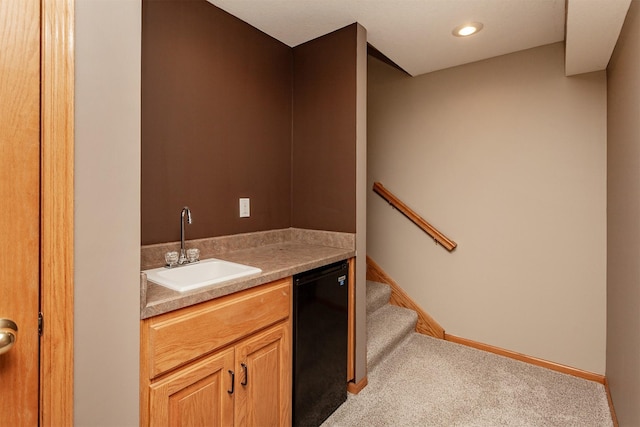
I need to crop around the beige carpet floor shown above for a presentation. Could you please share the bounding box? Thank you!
[322,333,613,427]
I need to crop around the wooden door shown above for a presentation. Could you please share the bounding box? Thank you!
[235,323,291,427]
[0,1,42,425]
[149,348,235,427]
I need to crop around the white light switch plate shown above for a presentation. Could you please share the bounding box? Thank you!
[239,198,250,218]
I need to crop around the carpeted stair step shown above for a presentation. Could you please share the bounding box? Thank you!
[367,304,418,369]
[366,280,391,314]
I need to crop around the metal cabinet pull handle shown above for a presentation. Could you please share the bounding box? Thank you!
[241,363,248,386]
[227,370,235,394]
[0,319,18,356]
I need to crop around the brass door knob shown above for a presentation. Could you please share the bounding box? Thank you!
[0,319,18,355]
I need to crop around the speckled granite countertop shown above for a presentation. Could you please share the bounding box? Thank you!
[140,228,355,319]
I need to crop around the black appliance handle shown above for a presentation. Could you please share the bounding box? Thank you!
[294,260,348,287]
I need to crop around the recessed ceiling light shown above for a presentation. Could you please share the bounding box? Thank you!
[452,22,484,37]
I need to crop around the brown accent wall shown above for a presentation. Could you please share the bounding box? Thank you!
[291,25,358,233]
[606,1,640,424]
[142,0,292,244]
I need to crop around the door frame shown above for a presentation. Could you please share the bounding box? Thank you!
[40,0,74,425]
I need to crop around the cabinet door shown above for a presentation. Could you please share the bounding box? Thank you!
[235,322,291,427]
[150,348,235,427]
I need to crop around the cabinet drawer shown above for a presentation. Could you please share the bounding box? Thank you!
[145,278,291,378]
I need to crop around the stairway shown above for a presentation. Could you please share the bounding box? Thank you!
[326,283,615,427]
[366,280,418,370]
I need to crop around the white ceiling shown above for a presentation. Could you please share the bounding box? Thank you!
[207,0,631,77]
[565,0,632,75]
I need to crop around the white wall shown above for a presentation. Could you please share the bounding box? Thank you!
[368,42,607,374]
[75,0,141,425]
[607,0,640,423]
[354,23,368,383]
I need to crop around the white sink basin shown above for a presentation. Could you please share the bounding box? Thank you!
[143,258,262,292]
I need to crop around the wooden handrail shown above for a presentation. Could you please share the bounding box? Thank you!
[372,182,457,251]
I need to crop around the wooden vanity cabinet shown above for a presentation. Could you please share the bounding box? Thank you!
[148,347,235,426]
[141,278,292,427]
[234,323,290,426]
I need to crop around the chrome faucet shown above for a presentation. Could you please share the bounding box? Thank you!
[179,206,192,264]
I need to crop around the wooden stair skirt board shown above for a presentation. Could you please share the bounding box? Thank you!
[366,256,444,339]
[365,256,607,385]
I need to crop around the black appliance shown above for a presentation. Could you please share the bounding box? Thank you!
[293,260,349,427]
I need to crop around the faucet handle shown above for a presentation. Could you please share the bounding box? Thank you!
[186,248,200,263]
[165,251,179,267]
